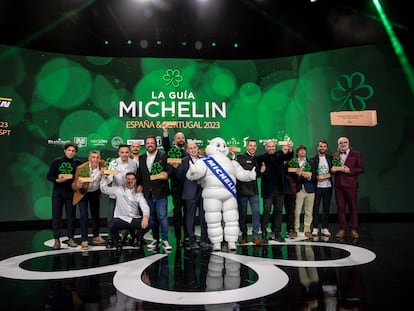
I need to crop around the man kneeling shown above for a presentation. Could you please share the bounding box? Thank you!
[101,172,149,250]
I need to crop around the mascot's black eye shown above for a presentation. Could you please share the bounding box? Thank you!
[216,143,220,147]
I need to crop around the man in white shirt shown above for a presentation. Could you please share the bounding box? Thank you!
[100,172,150,250]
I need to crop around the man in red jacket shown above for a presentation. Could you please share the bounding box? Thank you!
[332,137,365,239]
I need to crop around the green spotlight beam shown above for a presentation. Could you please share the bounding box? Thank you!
[373,0,414,95]
[0,0,96,62]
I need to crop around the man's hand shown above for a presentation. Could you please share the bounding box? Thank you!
[141,215,149,229]
[161,121,169,133]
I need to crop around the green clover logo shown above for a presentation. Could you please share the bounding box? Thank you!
[58,162,73,174]
[151,162,163,175]
[317,165,329,175]
[331,72,374,111]
[163,69,183,88]
[105,157,116,168]
[167,147,182,159]
[301,161,311,172]
[332,156,343,167]
[288,158,299,168]
[276,130,290,142]
[79,165,91,178]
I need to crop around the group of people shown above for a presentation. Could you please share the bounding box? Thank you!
[47,126,364,252]
[238,136,364,246]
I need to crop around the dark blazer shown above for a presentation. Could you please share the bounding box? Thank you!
[136,151,171,199]
[162,135,187,193]
[257,150,293,198]
[175,156,200,200]
[331,150,364,189]
[295,158,317,193]
[309,153,333,187]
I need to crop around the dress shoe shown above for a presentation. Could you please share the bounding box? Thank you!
[176,239,184,248]
[200,241,211,249]
[304,231,312,238]
[336,230,346,238]
[252,236,261,245]
[81,241,89,250]
[321,228,331,237]
[271,233,285,243]
[288,230,296,238]
[106,239,115,249]
[132,238,141,249]
[190,242,200,250]
[67,238,78,247]
[92,236,106,245]
[52,239,61,250]
[350,230,359,239]
[240,236,247,244]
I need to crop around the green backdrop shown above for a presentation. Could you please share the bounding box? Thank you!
[0,43,413,221]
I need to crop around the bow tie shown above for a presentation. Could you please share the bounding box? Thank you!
[340,151,347,155]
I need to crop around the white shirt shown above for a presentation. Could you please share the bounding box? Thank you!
[106,157,138,199]
[87,166,101,192]
[317,156,332,188]
[100,178,149,223]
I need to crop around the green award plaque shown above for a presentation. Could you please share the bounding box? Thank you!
[78,165,93,183]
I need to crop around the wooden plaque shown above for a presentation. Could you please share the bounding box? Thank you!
[150,173,165,181]
[229,147,241,152]
[103,169,118,175]
[58,174,73,180]
[330,110,377,126]
[79,177,93,183]
[164,121,178,128]
[331,166,344,172]
[277,141,289,146]
[287,167,298,173]
[167,158,182,165]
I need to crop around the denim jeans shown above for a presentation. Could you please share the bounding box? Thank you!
[237,194,260,237]
[147,197,169,241]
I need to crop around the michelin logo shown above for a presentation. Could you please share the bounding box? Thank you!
[0,97,12,108]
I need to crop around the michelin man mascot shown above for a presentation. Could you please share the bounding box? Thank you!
[186,137,256,251]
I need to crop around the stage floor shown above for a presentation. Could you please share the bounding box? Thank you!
[0,222,412,310]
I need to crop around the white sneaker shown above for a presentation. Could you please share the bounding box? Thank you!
[312,228,319,236]
[147,239,159,249]
[162,240,172,251]
[321,228,331,237]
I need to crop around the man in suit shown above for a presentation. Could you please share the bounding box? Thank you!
[175,141,209,250]
[293,145,316,238]
[136,135,172,251]
[161,121,188,247]
[332,137,365,239]
[257,139,294,242]
[310,140,333,238]
[72,150,106,250]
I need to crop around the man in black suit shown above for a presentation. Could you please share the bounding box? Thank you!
[161,121,188,247]
[136,135,172,251]
[257,139,294,242]
[175,141,209,250]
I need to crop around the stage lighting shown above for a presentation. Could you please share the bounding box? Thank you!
[139,40,148,49]
[194,41,203,50]
[127,40,132,45]
[211,42,216,47]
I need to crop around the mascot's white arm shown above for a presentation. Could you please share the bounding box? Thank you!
[186,159,207,181]
[232,160,256,182]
